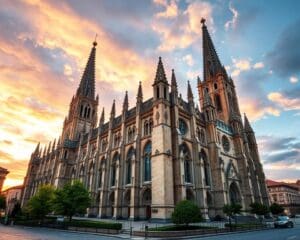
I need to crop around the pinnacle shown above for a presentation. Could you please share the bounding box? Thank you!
[154,57,168,84]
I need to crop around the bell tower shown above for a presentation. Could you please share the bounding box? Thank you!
[151,57,174,221]
[198,18,241,124]
[62,41,99,141]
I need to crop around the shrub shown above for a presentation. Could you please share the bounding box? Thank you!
[68,220,122,230]
[269,203,284,215]
[249,202,269,216]
[171,200,202,226]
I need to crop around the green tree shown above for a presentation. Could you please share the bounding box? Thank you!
[26,185,55,221]
[223,203,242,229]
[249,202,269,216]
[52,180,91,221]
[0,194,6,210]
[269,203,284,215]
[171,200,202,226]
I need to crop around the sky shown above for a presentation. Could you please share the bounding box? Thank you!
[0,0,299,190]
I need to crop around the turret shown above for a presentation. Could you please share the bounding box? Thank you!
[152,57,169,102]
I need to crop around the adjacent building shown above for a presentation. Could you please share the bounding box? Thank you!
[266,179,300,215]
[0,167,9,193]
[22,19,269,221]
[2,185,23,215]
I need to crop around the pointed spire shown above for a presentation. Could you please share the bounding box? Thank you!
[110,100,116,118]
[52,139,56,151]
[137,81,143,101]
[47,141,52,153]
[197,76,202,85]
[34,142,40,154]
[171,69,178,92]
[201,18,223,81]
[123,91,128,111]
[154,57,168,84]
[77,41,97,99]
[187,80,194,102]
[244,113,253,132]
[99,107,105,126]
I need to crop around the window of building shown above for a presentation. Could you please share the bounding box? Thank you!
[126,148,134,184]
[215,94,222,112]
[181,143,192,183]
[111,154,118,187]
[179,119,188,135]
[143,142,152,182]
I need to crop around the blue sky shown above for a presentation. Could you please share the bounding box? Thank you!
[0,0,299,187]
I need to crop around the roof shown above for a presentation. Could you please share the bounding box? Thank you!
[266,179,299,191]
[2,185,23,193]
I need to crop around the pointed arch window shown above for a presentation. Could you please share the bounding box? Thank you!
[201,150,210,186]
[111,153,118,187]
[98,158,105,188]
[126,148,134,184]
[143,142,152,182]
[181,144,192,183]
[215,94,222,112]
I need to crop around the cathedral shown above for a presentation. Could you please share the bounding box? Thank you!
[21,19,269,221]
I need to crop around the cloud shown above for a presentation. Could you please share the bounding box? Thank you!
[253,62,264,69]
[290,76,298,84]
[155,0,178,19]
[152,1,214,51]
[268,92,300,111]
[183,54,194,66]
[258,136,300,169]
[225,2,239,30]
[266,19,300,77]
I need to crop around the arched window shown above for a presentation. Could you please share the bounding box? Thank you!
[156,86,160,99]
[229,182,241,204]
[88,162,94,190]
[181,144,192,183]
[149,119,153,134]
[215,94,222,112]
[143,142,152,182]
[111,153,118,187]
[98,158,105,188]
[126,148,134,184]
[64,150,68,159]
[201,150,210,186]
[101,139,107,152]
[200,129,206,144]
[144,120,149,136]
[80,105,83,117]
[164,87,167,99]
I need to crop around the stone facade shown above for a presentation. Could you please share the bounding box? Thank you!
[2,185,23,215]
[21,20,269,221]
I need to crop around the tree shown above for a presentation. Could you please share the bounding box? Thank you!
[0,194,6,210]
[26,185,55,221]
[269,203,284,215]
[171,200,202,226]
[223,203,242,229]
[249,202,269,216]
[52,180,91,221]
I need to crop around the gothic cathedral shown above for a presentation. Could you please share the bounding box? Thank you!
[22,19,269,221]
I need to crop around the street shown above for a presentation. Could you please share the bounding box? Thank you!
[0,222,299,240]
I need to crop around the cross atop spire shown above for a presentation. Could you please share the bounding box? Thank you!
[154,57,168,84]
[77,41,97,99]
[201,18,223,81]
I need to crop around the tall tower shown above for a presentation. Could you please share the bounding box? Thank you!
[62,41,99,141]
[151,57,174,221]
[198,19,254,213]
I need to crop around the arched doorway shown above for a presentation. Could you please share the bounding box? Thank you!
[142,188,152,220]
[229,182,241,204]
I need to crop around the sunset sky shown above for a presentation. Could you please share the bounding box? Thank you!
[0,0,299,190]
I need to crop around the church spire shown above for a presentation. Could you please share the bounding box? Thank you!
[187,80,194,102]
[137,81,143,100]
[154,57,168,84]
[123,91,128,111]
[110,100,116,118]
[77,40,97,99]
[244,113,253,132]
[201,18,223,81]
[171,69,178,93]
[99,107,105,126]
